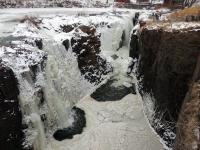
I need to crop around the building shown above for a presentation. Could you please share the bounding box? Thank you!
[115,0,130,3]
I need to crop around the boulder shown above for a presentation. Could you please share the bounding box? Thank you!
[35,39,43,50]
[53,107,86,141]
[91,79,136,102]
[62,39,70,51]
[60,25,75,33]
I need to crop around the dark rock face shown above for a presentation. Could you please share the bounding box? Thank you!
[138,29,200,122]
[0,64,25,150]
[136,28,200,147]
[61,25,75,33]
[0,40,47,149]
[53,107,86,141]
[62,39,70,51]
[35,39,43,50]
[118,30,126,50]
[129,32,139,59]
[133,12,139,26]
[70,25,112,84]
[91,79,136,102]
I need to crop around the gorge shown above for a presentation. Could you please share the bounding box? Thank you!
[0,7,200,150]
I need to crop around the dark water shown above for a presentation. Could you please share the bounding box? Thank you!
[91,79,136,102]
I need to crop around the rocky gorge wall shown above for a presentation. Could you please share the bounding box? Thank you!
[133,22,200,148]
[0,64,24,150]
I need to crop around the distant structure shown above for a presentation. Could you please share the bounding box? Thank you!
[114,0,130,2]
[163,0,184,7]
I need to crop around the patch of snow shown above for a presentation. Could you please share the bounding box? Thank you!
[151,0,164,4]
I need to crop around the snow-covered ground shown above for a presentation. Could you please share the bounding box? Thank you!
[146,21,200,31]
[0,8,164,150]
[48,93,163,150]
[0,8,140,37]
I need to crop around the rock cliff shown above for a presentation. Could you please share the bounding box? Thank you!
[0,64,24,150]
[134,22,200,147]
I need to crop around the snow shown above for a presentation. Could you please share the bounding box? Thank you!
[13,22,40,37]
[130,0,137,4]
[151,0,164,4]
[170,22,200,30]
[138,11,153,21]
[0,45,45,73]
[147,22,200,31]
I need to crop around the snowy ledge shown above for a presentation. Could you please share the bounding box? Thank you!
[145,22,200,32]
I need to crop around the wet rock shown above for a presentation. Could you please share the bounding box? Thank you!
[62,39,70,51]
[111,54,119,60]
[133,12,139,26]
[119,30,125,49]
[53,107,86,141]
[139,20,146,27]
[70,25,112,84]
[91,79,136,102]
[0,64,25,150]
[60,25,74,33]
[129,32,139,59]
[35,39,43,50]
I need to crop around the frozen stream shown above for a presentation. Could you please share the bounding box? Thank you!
[47,46,163,150]
[48,94,163,150]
